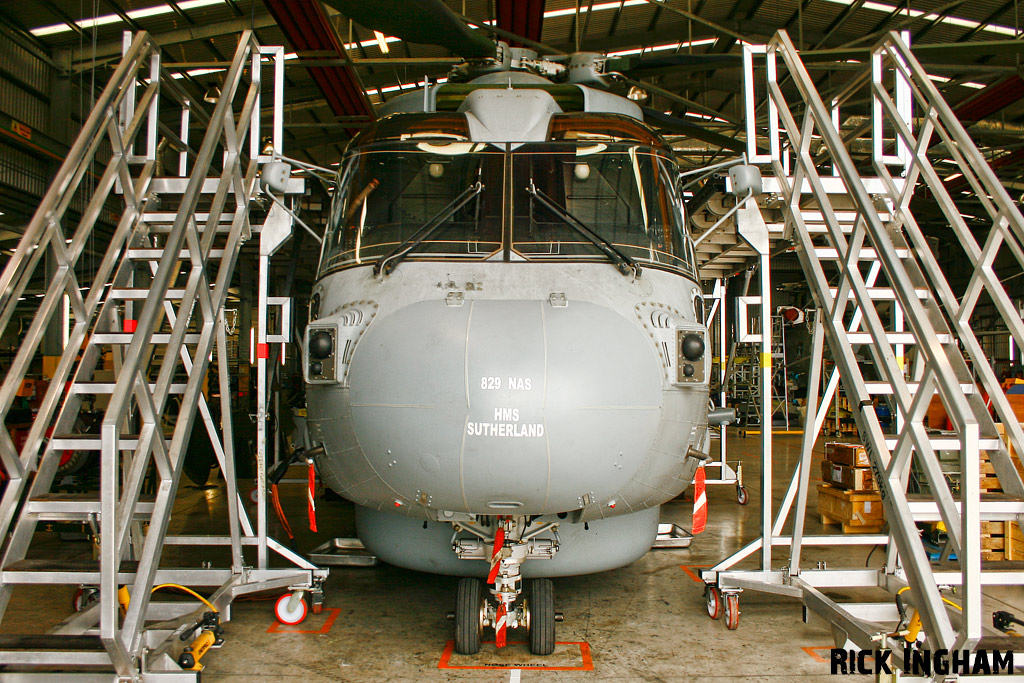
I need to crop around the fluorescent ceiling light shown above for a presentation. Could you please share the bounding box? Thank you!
[820,0,1018,37]
[31,0,222,36]
[374,31,390,54]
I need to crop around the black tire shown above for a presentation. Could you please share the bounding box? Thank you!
[528,578,555,656]
[455,578,483,655]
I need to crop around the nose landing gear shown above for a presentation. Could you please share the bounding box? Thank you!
[453,577,557,656]
[451,517,560,656]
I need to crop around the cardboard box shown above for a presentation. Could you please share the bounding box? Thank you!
[821,459,876,491]
[817,483,884,532]
[825,442,870,468]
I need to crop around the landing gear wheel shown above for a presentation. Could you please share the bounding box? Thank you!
[527,579,555,656]
[724,593,740,630]
[704,584,722,620]
[736,485,749,506]
[274,592,307,626]
[455,578,484,655]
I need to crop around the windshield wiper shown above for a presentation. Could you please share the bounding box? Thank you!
[526,181,641,277]
[374,182,484,276]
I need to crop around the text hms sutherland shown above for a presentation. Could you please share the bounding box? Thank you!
[467,408,545,438]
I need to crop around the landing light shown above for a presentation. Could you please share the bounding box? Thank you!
[681,333,704,361]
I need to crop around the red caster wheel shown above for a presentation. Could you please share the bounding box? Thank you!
[274,592,308,625]
[72,587,99,612]
[705,584,722,620]
[736,485,749,505]
[724,593,740,630]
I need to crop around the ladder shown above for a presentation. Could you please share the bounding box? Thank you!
[0,32,323,679]
[703,30,1024,668]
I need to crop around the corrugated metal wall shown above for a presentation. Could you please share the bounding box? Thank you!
[0,33,112,226]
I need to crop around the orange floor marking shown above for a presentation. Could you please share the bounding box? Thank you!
[266,607,341,634]
[438,640,594,670]
[802,646,832,663]
[803,645,873,665]
[680,564,712,583]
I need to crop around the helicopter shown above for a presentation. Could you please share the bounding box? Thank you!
[299,0,737,656]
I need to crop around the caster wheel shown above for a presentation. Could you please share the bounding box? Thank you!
[527,578,555,656]
[736,485,749,506]
[72,587,99,612]
[455,578,484,655]
[704,584,722,620]
[274,592,307,625]
[724,593,740,630]
[248,486,259,505]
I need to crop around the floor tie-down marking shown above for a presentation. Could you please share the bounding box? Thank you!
[266,608,341,634]
[438,640,593,670]
[680,564,712,583]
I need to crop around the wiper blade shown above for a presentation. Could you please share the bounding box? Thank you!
[374,182,484,276]
[526,181,641,277]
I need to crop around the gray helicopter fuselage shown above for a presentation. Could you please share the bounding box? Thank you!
[304,76,709,577]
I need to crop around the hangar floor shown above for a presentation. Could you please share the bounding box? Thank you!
[3,433,1020,681]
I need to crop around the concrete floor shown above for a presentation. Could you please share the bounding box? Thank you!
[4,431,1023,681]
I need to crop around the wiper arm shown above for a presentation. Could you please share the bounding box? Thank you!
[526,181,641,277]
[375,182,484,276]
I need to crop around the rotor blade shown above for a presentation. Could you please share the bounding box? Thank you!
[609,53,741,76]
[641,107,746,153]
[322,0,496,59]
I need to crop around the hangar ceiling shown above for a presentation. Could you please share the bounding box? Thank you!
[0,0,1022,285]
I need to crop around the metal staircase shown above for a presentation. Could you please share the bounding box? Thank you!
[0,31,324,679]
[702,30,1024,671]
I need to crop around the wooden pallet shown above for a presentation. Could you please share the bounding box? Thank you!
[979,520,1024,561]
[816,484,885,533]
[819,512,884,534]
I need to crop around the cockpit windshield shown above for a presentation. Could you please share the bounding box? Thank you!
[319,134,697,279]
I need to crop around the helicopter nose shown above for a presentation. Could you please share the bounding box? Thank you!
[345,298,663,514]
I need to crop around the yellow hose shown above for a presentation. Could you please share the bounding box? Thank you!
[150,583,218,613]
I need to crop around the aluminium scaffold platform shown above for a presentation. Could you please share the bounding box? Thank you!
[0,31,326,680]
[696,29,1024,680]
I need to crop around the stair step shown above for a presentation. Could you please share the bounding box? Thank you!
[931,560,1024,586]
[25,493,155,521]
[127,248,226,260]
[864,382,975,395]
[906,493,1024,521]
[846,332,952,345]
[0,634,110,666]
[812,247,911,260]
[91,332,202,345]
[828,287,930,301]
[0,560,226,586]
[107,287,187,300]
[2,559,140,585]
[147,176,302,195]
[884,437,1003,451]
[70,381,187,395]
[49,434,142,451]
[142,211,237,224]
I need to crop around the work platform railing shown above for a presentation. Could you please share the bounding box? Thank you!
[0,31,324,680]
[701,30,1024,675]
